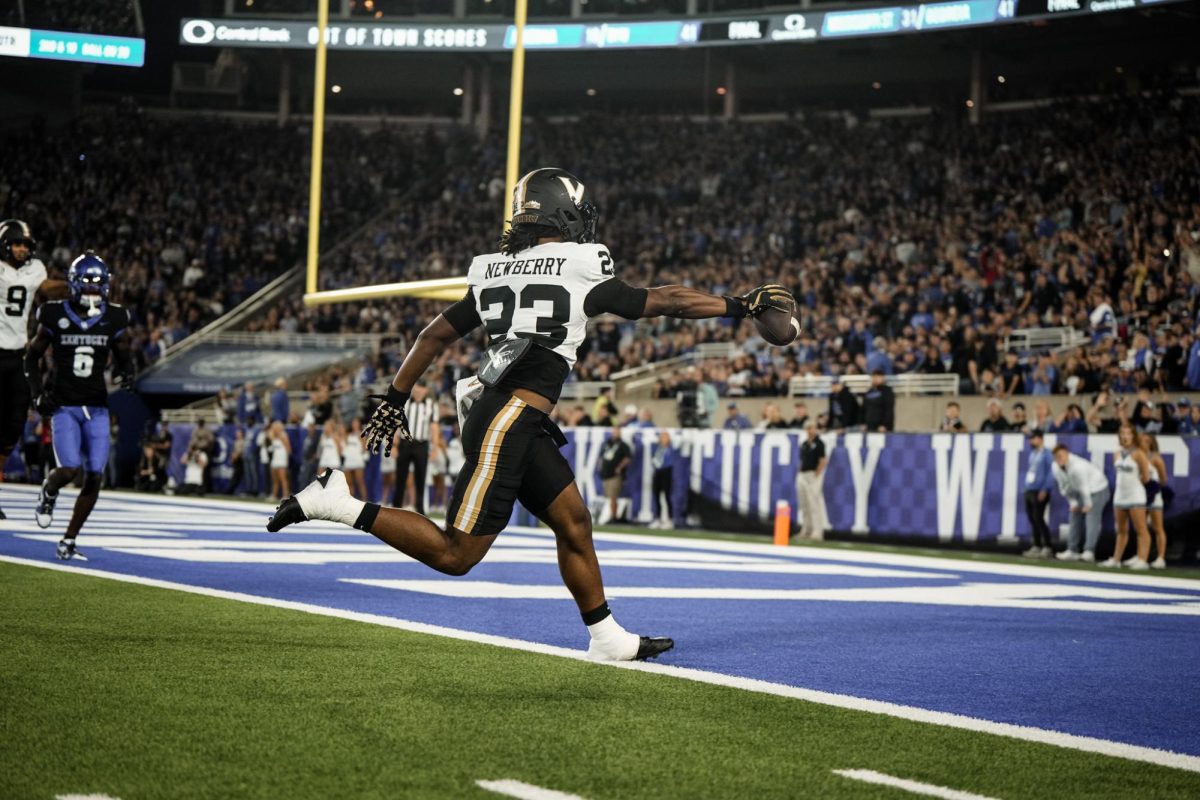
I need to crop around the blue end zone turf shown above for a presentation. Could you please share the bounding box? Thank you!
[2,485,1198,757]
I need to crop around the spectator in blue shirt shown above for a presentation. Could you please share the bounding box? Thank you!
[650,431,678,529]
[723,402,752,430]
[1187,332,1200,389]
[1023,429,1057,558]
[237,382,262,426]
[270,377,290,423]
[1178,399,1200,436]
[1053,403,1089,434]
[866,336,894,375]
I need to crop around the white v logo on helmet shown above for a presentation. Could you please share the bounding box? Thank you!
[557,176,585,206]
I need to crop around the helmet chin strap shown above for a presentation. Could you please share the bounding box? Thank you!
[81,293,104,317]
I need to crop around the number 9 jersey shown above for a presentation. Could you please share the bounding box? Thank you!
[34,300,131,407]
[460,240,647,403]
[0,257,47,349]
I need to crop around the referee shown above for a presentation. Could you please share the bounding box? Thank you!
[795,421,828,540]
[394,382,438,513]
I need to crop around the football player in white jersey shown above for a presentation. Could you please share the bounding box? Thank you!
[269,168,792,661]
[0,219,67,519]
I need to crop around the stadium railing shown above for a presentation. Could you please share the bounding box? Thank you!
[614,342,740,394]
[180,331,388,351]
[788,373,959,397]
[559,381,615,400]
[1003,326,1089,353]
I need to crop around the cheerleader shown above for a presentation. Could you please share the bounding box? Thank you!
[1139,432,1170,569]
[1100,423,1151,569]
[342,418,368,499]
[267,421,292,502]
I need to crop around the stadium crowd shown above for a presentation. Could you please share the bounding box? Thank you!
[256,93,1200,405]
[5,93,1200,407]
[0,108,422,369]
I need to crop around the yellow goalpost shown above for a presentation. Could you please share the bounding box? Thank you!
[301,0,529,307]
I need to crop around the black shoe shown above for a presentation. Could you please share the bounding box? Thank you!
[266,496,308,532]
[56,539,88,562]
[635,636,674,661]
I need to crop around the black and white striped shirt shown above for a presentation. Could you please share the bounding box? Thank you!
[404,397,436,443]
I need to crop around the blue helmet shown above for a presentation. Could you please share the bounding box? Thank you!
[67,252,111,304]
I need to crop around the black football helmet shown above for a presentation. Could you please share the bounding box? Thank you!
[0,218,35,266]
[510,168,598,244]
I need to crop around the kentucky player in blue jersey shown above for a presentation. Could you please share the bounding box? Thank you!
[23,253,135,561]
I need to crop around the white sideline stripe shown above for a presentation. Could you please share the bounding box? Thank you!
[56,794,123,800]
[3,555,1198,774]
[477,779,586,800]
[5,484,1199,590]
[833,770,999,800]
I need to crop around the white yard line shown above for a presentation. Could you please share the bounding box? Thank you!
[477,779,587,800]
[55,794,123,800]
[833,769,1000,800]
[3,554,1199,774]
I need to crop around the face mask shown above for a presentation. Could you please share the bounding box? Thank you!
[81,293,103,317]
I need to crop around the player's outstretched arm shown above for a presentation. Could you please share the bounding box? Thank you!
[586,279,791,322]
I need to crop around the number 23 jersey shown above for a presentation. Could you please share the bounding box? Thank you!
[35,300,130,407]
[463,241,646,402]
[0,258,47,350]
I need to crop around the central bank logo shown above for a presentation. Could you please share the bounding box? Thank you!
[771,14,817,41]
[181,19,216,45]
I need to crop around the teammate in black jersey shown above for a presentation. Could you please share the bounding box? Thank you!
[24,253,135,561]
[269,168,792,660]
[0,219,68,519]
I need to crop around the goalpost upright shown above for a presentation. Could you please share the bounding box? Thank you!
[301,0,529,307]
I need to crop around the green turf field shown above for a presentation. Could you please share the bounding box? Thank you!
[3,562,1199,799]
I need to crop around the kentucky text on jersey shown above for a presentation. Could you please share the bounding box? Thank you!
[482,256,567,279]
[58,334,111,346]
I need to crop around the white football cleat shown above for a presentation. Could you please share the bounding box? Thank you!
[267,469,363,531]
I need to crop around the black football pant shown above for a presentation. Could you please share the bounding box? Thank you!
[1024,489,1051,548]
[394,440,430,514]
[652,467,673,520]
[0,349,29,458]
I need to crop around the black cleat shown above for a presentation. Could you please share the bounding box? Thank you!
[56,539,88,562]
[266,496,308,532]
[635,636,674,661]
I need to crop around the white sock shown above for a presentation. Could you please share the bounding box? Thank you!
[331,497,366,528]
[586,614,639,660]
[586,614,628,642]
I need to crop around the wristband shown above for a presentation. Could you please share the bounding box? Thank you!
[723,296,746,319]
[386,384,410,407]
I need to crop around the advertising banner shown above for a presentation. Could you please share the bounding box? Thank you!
[160,424,1198,544]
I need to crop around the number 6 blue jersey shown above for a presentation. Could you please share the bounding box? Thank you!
[464,241,646,402]
[34,300,130,407]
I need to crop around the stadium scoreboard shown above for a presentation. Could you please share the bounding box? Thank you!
[181,0,1177,53]
[0,25,143,67]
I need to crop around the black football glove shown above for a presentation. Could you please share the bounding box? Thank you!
[35,393,59,416]
[362,386,412,457]
[730,284,794,319]
[115,370,136,391]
